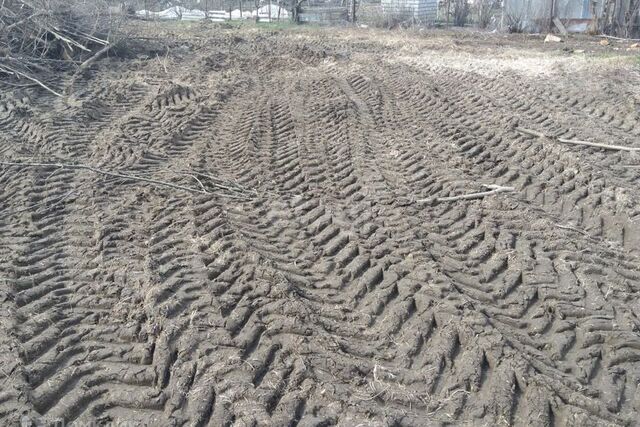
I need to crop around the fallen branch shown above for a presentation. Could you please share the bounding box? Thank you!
[515,127,545,138]
[188,170,258,196]
[516,127,640,152]
[65,40,118,95]
[179,172,208,193]
[417,184,515,203]
[47,26,91,52]
[555,223,590,237]
[77,40,114,71]
[0,64,63,97]
[1,186,79,219]
[5,11,45,30]
[0,0,123,95]
[0,80,38,88]
[598,34,640,42]
[0,161,249,198]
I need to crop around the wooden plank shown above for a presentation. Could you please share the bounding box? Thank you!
[553,17,568,35]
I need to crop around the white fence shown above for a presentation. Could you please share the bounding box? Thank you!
[136,4,289,22]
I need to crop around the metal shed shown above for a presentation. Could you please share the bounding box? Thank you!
[503,0,639,34]
[504,0,601,31]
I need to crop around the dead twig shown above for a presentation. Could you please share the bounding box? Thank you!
[354,385,391,401]
[175,172,208,193]
[0,80,38,88]
[188,170,258,196]
[516,127,640,152]
[76,40,114,71]
[1,0,124,94]
[597,34,640,42]
[0,160,211,196]
[417,184,515,203]
[0,63,63,97]
[1,186,78,218]
[555,223,590,237]
[156,48,169,74]
[515,127,545,138]
[5,10,44,30]
[65,40,118,95]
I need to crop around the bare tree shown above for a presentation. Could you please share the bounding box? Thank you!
[475,0,497,28]
[452,0,470,26]
[622,0,640,37]
[594,0,640,37]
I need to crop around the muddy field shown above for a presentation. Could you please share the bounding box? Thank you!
[1,22,640,426]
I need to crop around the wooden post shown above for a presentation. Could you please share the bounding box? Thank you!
[351,0,356,22]
[447,0,451,26]
[589,0,598,33]
[268,0,272,21]
[240,0,243,19]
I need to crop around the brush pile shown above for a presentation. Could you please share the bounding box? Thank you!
[0,0,124,95]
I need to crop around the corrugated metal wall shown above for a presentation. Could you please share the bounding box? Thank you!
[504,0,604,30]
[555,0,591,18]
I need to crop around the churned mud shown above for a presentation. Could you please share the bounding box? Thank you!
[1,22,640,426]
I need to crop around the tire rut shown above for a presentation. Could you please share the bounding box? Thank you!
[2,28,639,426]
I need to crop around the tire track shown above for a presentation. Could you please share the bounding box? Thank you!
[2,27,640,427]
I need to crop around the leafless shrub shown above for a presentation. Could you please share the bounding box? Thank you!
[358,3,415,29]
[505,12,524,33]
[622,0,640,37]
[0,0,125,95]
[474,0,497,29]
[381,12,412,29]
[591,0,639,37]
[452,0,469,26]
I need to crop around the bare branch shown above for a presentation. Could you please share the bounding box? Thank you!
[417,184,515,203]
[516,127,640,152]
[0,63,63,97]
[0,160,252,199]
